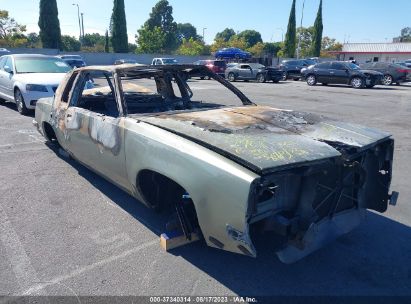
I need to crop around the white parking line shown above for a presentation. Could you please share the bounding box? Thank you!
[0,204,43,295]
[21,238,158,295]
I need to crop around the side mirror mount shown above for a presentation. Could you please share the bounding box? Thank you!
[4,65,13,74]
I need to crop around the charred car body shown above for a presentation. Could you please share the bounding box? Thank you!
[34,64,397,263]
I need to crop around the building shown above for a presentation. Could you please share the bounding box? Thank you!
[330,43,411,63]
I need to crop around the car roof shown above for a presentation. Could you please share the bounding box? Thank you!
[6,54,64,60]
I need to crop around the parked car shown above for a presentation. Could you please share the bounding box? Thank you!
[215,48,251,60]
[359,62,410,85]
[225,63,282,83]
[0,54,71,114]
[33,63,397,263]
[279,59,312,80]
[0,48,10,55]
[57,55,86,68]
[404,60,411,68]
[302,61,383,88]
[151,58,178,65]
[114,59,138,65]
[193,60,227,78]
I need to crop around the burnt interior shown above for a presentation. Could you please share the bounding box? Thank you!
[249,138,394,252]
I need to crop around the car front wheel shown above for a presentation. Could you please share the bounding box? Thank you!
[351,77,364,89]
[14,88,28,115]
[306,75,317,86]
[228,73,236,82]
[282,71,288,81]
[383,74,393,85]
[256,73,266,83]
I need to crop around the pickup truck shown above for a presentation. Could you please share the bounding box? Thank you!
[33,64,398,263]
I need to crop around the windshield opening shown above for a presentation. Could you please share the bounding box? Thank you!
[117,67,252,115]
[15,58,71,74]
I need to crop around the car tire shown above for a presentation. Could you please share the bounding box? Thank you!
[293,78,300,81]
[282,71,288,81]
[205,76,211,80]
[200,76,205,80]
[351,77,364,89]
[322,83,328,86]
[396,82,401,86]
[256,73,266,83]
[383,74,393,85]
[272,79,280,83]
[228,73,236,82]
[14,88,28,115]
[306,75,317,86]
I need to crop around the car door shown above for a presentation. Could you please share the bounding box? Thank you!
[57,70,129,188]
[314,62,332,83]
[0,56,8,97]
[0,56,15,99]
[330,62,349,84]
[238,64,252,79]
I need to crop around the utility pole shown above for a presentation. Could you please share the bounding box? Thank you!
[202,28,207,43]
[81,13,85,40]
[296,0,306,59]
[72,3,82,43]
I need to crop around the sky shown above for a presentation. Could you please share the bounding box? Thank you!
[1,0,410,45]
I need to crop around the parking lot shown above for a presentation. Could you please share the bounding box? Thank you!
[0,79,411,297]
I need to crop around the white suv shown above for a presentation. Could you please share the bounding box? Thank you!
[151,58,178,65]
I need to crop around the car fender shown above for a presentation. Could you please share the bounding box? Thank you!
[123,119,259,257]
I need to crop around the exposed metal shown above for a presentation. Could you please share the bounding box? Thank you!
[34,64,398,263]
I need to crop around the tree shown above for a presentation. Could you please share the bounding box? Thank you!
[215,28,236,42]
[263,42,282,57]
[111,0,128,53]
[237,30,263,48]
[141,0,178,53]
[283,0,296,58]
[177,37,209,56]
[136,25,166,53]
[0,10,26,39]
[247,42,265,57]
[321,36,342,57]
[82,33,105,48]
[38,0,61,49]
[228,35,247,50]
[210,37,229,53]
[61,35,81,52]
[296,26,314,58]
[177,23,199,43]
[26,32,41,48]
[310,0,323,57]
[105,30,110,52]
[394,27,411,42]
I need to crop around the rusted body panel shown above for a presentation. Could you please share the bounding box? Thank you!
[34,64,397,263]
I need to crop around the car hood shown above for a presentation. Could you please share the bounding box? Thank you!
[14,73,67,86]
[136,106,391,174]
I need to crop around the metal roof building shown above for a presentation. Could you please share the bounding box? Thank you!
[330,43,411,63]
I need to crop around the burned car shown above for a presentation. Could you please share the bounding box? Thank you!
[33,64,398,263]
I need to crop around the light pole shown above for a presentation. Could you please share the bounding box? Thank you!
[202,28,207,43]
[72,3,82,41]
[296,0,306,59]
[81,13,85,39]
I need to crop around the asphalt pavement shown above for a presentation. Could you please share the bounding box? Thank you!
[0,79,410,298]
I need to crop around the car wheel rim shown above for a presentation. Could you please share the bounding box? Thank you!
[307,76,315,85]
[229,74,234,81]
[352,78,362,88]
[15,92,23,111]
[282,72,287,80]
[258,75,264,82]
[383,75,392,85]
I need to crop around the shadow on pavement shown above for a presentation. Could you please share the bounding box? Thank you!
[47,143,411,297]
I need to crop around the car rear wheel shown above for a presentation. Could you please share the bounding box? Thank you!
[351,77,364,89]
[306,75,317,86]
[228,73,236,82]
[256,73,266,83]
[383,74,393,85]
[14,88,28,115]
